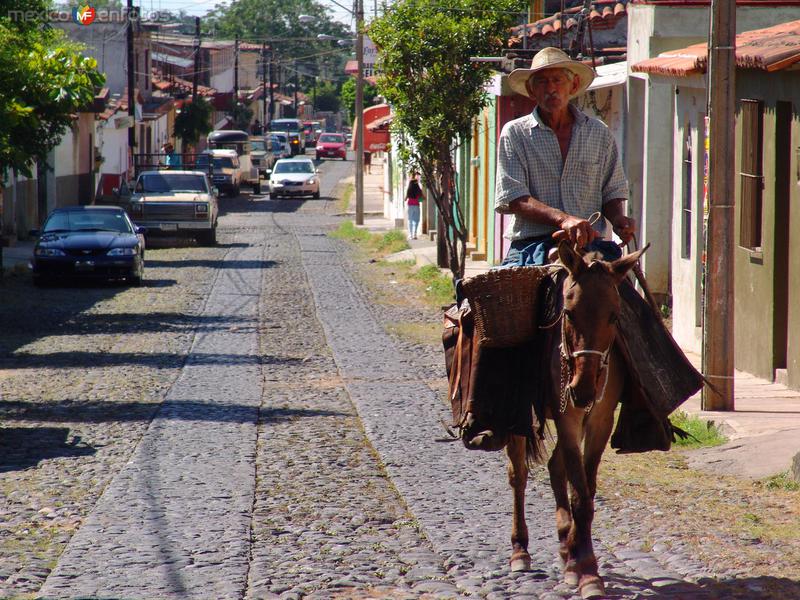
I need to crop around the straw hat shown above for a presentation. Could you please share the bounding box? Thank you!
[508,47,595,100]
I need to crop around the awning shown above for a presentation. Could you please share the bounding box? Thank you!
[586,61,627,91]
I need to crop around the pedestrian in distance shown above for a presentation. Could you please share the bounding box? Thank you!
[405,174,423,240]
[363,150,372,174]
[496,46,635,266]
[162,142,181,169]
[252,119,263,135]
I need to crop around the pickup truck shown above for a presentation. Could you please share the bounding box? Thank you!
[114,170,219,245]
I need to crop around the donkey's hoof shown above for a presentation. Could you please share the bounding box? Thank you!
[509,552,531,572]
[579,575,605,599]
[564,569,579,586]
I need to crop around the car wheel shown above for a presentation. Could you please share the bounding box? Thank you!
[313,191,320,200]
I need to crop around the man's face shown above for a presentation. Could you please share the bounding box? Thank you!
[526,68,579,115]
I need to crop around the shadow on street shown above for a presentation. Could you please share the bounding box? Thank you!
[0,427,96,472]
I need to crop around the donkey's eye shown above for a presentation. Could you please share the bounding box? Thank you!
[609,313,619,325]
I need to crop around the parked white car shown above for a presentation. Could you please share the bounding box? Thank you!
[268,158,320,199]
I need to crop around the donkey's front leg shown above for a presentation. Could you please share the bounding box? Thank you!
[507,434,531,572]
[548,440,577,585]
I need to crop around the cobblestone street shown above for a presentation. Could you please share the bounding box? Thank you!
[0,159,798,599]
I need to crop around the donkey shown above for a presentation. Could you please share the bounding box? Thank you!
[506,240,647,599]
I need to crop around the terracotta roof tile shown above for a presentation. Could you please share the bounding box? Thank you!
[632,20,800,76]
[510,0,627,44]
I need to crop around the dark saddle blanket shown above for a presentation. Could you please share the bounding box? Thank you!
[442,276,704,453]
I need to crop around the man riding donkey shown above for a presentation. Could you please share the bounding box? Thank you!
[443,47,704,598]
[450,47,640,451]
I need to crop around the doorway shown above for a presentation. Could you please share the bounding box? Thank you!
[773,101,791,372]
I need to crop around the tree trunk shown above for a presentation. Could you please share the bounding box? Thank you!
[420,144,467,282]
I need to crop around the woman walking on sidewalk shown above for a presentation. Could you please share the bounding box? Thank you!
[405,175,423,239]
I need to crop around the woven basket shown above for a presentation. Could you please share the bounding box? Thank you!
[461,266,547,348]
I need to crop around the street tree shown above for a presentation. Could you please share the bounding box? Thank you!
[174,98,214,149]
[314,81,341,113]
[369,0,523,280]
[340,77,378,124]
[0,21,104,181]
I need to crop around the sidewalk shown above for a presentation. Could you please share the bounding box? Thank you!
[354,175,800,480]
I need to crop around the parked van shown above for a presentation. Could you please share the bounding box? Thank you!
[270,118,305,155]
[207,130,261,193]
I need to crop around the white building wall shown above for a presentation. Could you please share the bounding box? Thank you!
[97,114,129,176]
[670,81,707,354]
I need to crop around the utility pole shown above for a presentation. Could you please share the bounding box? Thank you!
[702,0,736,410]
[193,17,201,98]
[312,77,317,115]
[355,0,365,225]
[261,43,267,126]
[126,0,136,158]
[293,59,298,117]
[269,53,275,126]
[234,35,239,102]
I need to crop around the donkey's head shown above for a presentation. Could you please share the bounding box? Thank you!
[556,241,647,409]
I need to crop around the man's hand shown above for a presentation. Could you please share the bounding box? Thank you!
[611,214,636,245]
[554,215,598,248]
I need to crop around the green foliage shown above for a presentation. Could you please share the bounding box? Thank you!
[330,220,371,243]
[369,0,523,162]
[174,98,214,147]
[368,0,524,279]
[314,81,341,113]
[374,229,408,254]
[0,24,105,179]
[205,0,350,87]
[341,77,379,123]
[669,411,728,448]
[228,100,253,131]
[413,264,455,304]
[760,472,800,492]
[329,221,409,256]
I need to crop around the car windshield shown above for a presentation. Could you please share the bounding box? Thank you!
[43,211,133,234]
[273,161,314,174]
[136,173,209,193]
[270,133,287,143]
[319,134,343,143]
[272,120,300,132]
[251,140,266,151]
[195,155,236,170]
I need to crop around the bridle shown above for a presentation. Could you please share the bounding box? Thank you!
[554,266,619,415]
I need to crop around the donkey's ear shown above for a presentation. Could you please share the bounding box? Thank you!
[557,240,585,276]
[610,244,649,282]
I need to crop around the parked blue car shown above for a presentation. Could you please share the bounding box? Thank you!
[30,206,145,286]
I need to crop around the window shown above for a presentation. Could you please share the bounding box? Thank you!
[681,126,693,259]
[739,99,764,250]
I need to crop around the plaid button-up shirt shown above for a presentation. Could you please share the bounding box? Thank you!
[494,105,628,241]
